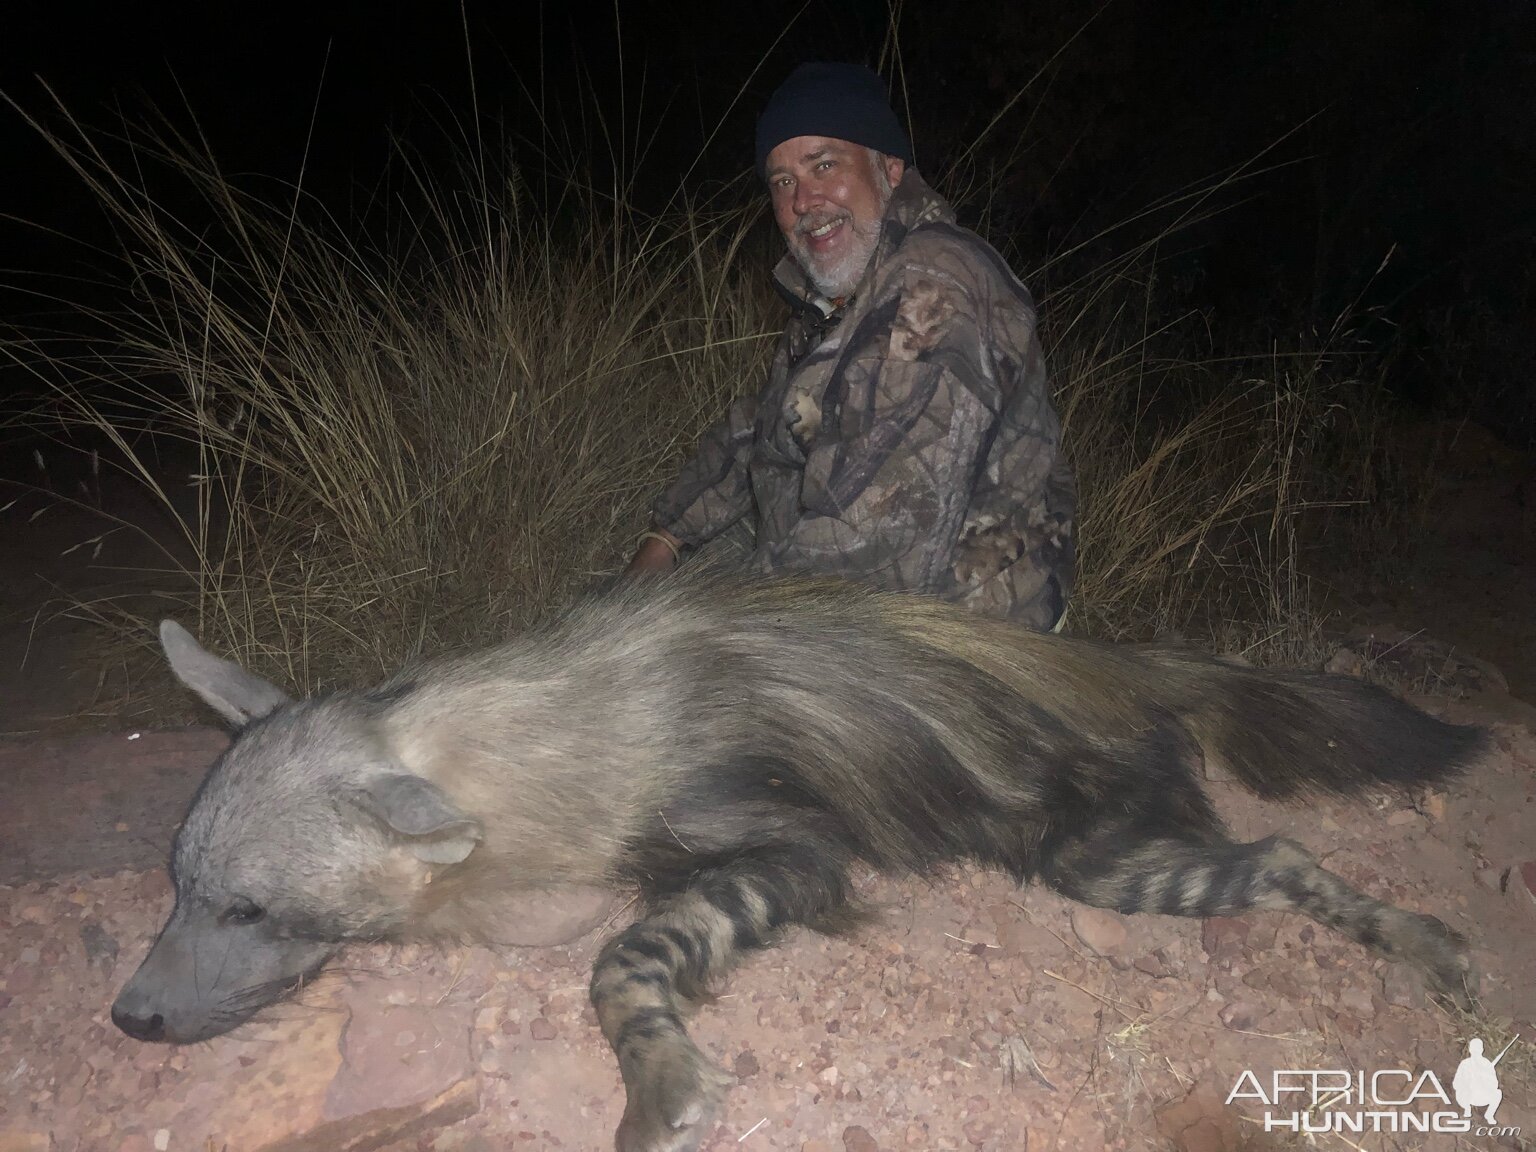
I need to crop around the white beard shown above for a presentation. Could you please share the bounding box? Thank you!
[788,155,894,299]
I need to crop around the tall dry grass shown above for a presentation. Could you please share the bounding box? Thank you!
[5,106,776,688]
[3,101,1399,693]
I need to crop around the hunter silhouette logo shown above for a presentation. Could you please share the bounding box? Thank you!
[1454,1037,1512,1125]
[1228,1037,1522,1138]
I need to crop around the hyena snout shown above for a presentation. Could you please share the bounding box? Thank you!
[112,906,335,1044]
[111,987,170,1043]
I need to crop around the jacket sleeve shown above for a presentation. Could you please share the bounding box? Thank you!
[650,393,759,547]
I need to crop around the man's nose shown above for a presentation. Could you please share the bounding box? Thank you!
[793,179,824,215]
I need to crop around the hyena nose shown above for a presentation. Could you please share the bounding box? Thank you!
[111,1003,167,1042]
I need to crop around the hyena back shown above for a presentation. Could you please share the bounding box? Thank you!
[113,571,1486,1152]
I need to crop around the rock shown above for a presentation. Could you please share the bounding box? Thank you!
[1379,966,1422,1008]
[1070,908,1128,956]
[1386,809,1423,828]
[1155,1084,1241,1152]
[259,1078,479,1152]
[1217,1001,1263,1031]
[963,1118,994,1146]
[1417,790,1448,821]
[843,1126,880,1152]
[528,1017,557,1041]
[733,1050,761,1079]
[1335,986,1377,1020]
[1476,867,1504,892]
[177,1010,349,1148]
[1201,918,1250,964]
[327,1003,475,1119]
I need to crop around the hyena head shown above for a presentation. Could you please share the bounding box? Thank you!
[111,621,482,1044]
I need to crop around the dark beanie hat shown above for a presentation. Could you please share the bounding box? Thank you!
[755,62,913,177]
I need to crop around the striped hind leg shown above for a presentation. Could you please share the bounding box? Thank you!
[1041,829,1475,1007]
[591,845,855,1152]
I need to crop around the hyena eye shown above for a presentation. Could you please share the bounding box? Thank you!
[221,898,266,926]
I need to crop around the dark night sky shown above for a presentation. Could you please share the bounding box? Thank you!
[3,0,1533,423]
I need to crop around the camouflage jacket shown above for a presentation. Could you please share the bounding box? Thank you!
[652,171,1075,630]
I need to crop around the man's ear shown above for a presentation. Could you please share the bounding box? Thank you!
[884,154,906,189]
[159,620,292,727]
[351,774,483,865]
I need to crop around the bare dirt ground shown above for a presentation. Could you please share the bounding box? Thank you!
[1,423,1533,1152]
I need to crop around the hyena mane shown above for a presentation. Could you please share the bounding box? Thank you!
[115,569,1487,1152]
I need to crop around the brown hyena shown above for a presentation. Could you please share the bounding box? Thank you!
[112,570,1484,1152]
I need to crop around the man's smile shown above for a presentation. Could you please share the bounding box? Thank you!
[797,215,850,259]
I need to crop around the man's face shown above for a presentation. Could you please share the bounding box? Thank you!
[765,136,906,299]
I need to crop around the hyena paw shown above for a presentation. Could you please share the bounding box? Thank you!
[1401,912,1477,1010]
[615,1038,731,1152]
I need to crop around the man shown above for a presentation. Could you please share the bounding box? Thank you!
[629,62,1075,630]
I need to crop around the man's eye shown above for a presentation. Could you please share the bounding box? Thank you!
[223,899,266,925]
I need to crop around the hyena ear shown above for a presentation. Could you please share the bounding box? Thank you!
[353,774,483,865]
[159,620,292,727]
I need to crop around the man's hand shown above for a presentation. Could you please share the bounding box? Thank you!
[625,528,683,577]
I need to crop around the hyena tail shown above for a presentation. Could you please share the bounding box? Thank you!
[1153,650,1490,800]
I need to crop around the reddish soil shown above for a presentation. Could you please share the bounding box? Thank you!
[1,425,1533,1152]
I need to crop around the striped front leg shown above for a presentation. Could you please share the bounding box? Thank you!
[591,846,854,1152]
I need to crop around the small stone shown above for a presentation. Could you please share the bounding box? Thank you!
[1218,1001,1262,1031]
[842,1126,879,1152]
[1336,986,1377,1020]
[1071,907,1128,956]
[528,1017,557,1041]
[963,1118,994,1146]
[1201,919,1252,970]
[733,1050,760,1079]
[1475,868,1504,892]
[153,1131,170,1152]
[1417,791,1447,821]
[818,1065,840,1086]
[1386,809,1422,827]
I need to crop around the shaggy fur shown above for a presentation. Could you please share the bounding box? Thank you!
[112,570,1486,1152]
